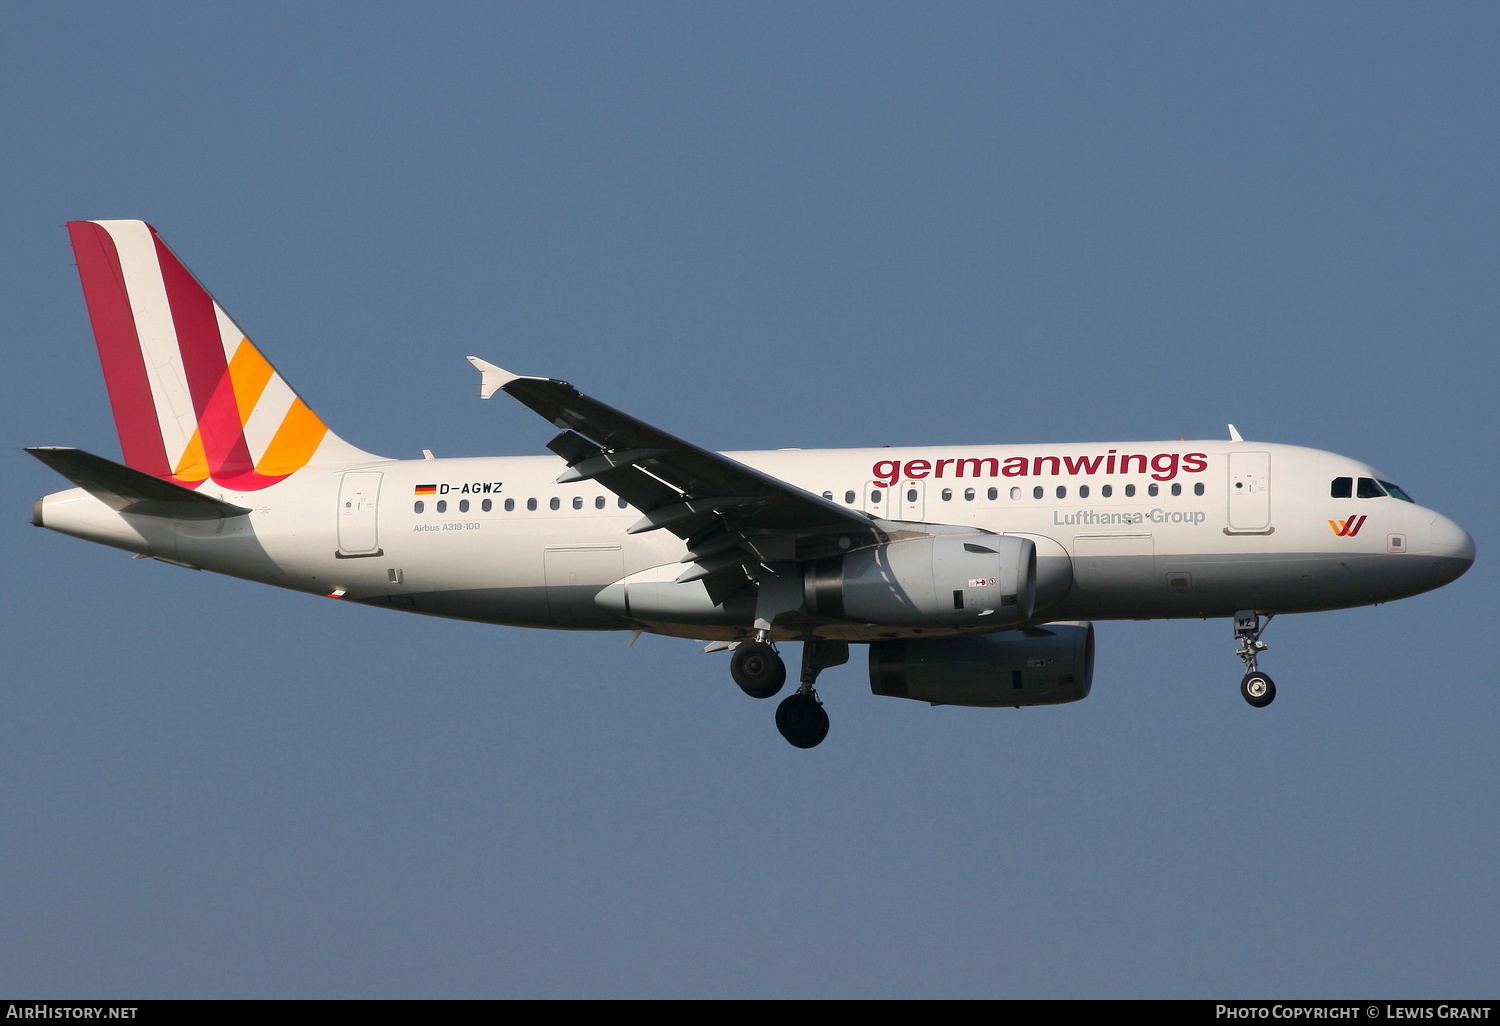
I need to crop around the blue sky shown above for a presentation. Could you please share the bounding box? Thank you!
[2,2,1496,997]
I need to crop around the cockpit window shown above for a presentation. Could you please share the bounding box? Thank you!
[1330,477,1352,499]
[1379,480,1414,503]
[1356,477,1386,499]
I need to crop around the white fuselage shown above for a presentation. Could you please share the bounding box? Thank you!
[35,439,1474,642]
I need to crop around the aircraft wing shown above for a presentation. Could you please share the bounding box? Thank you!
[469,359,884,589]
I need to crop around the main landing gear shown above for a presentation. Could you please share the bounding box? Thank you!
[730,640,786,699]
[1233,610,1276,708]
[729,638,847,748]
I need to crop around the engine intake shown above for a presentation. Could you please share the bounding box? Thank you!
[869,622,1095,707]
[804,534,1036,628]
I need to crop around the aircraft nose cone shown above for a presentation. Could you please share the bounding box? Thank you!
[1430,513,1476,565]
[1425,512,1475,589]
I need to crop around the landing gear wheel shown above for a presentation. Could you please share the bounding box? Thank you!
[775,692,830,749]
[1241,671,1276,708]
[730,641,786,699]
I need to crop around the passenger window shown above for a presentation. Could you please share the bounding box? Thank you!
[1101,484,1112,498]
[989,487,999,500]
[550,497,561,510]
[1331,477,1353,498]
[1357,478,1386,499]
[527,498,537,511]
[964,488,975,501]
[595,496,605,509]
[1147,484,1159,497]
[482,499,492,512]
[1125,484,1136,497]
[908,488,919,502]
[1194,483,1204,496]
[871,490,883,503]
[459,499,470,513]
[413,501,424,513]
[1170,483,1181,496]
[618,497,628,508]
[822,490,833,500]
[844,490,856,504]
[1032,486,1044,499]
[436,500,447,513]
[1078,485,1089,499]
[572,496,583,510]
[1056,486,1066,499]
[1008,487,1018,500]
[504,498,515,511]
[940,488,951,501]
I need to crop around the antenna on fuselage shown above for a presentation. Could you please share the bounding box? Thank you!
[1227,424,1244,442]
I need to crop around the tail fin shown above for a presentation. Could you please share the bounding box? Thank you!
[66,219,378,491]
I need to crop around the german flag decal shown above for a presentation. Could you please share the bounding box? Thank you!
[414,484,437,495]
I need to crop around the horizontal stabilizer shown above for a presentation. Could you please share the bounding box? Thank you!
[26,447,251,520]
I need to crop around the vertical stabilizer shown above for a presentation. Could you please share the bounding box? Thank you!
[66,220,379,491]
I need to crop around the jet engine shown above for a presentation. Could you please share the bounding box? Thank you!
[803,534,1036,628]
[868,622,1095,707]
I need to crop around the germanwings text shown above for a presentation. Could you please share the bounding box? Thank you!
[872,451,1208,487]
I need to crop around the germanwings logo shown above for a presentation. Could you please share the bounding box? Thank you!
[1328,515,1368,537]
[68,220,330,492]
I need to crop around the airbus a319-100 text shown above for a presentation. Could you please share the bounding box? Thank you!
[29,221,1475,747]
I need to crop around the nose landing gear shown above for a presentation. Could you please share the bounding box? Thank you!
[1233,610,1276,708]
[1240,671,1276,708]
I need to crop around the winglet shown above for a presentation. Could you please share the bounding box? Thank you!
[1227,424,1244,442]
[466,357,519,399]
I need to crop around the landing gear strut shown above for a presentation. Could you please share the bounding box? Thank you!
[773,640,848,749]
[1233,610,1276,708]
[725,637,847,746]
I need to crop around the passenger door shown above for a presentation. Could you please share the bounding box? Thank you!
[336,472,383,557]
[1226,452,1272,533]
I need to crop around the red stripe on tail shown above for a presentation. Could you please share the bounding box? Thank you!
[66,221,172,477]
[152,231,252,479]
[150,231,289,489]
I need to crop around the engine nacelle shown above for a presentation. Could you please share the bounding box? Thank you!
[804,534,1036,628]
[868,622,1095,707]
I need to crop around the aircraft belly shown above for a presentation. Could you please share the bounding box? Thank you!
[1051,550,1453,619]
[343,515,655,627]
[172,518,303,583]
[338,543,1466,630]
[368,585,631,629]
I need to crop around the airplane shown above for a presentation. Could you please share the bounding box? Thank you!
[28,220,1476,748]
